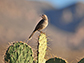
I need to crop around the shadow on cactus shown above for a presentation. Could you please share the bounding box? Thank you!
[4,41,34,63]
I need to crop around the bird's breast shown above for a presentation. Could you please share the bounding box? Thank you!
[42,20,48,29]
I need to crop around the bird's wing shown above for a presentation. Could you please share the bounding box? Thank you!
[34,19,44,31]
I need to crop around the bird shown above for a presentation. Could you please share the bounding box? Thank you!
[28,14,48,40]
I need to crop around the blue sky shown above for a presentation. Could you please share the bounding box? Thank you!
[46,0,78,9]
[29,0,84,9]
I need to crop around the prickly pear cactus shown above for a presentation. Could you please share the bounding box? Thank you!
[4,41,33,63]
[78,58,84,63]
[46,57,68,63]
[37,33,47,63]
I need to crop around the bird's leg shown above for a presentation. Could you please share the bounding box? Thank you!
[38,30,45,34]
[38,30,43,33]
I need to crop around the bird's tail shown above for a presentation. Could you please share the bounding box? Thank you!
[29,30,36,40]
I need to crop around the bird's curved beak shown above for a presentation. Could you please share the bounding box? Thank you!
[40,14,42,17]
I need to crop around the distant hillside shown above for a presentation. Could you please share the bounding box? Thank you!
[44,2,84,32]
[0,0,53,43]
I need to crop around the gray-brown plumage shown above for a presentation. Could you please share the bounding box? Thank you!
[29,14,48,40]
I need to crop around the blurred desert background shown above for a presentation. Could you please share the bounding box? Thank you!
[0,0,84,63]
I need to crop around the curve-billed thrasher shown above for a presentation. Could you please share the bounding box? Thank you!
[29,14,48,40]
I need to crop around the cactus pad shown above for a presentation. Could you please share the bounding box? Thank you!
[37,33,47,63]
[46,57,67,63]
[4,41,33,63]
[78,58,84,63]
